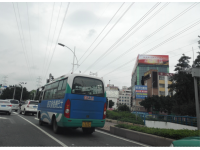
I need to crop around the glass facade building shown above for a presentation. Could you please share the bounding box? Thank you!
[131,55,169,98]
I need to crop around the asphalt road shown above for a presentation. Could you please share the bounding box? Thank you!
[0,111,149,147]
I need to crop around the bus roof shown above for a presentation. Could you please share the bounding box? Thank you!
[45,73,104,86]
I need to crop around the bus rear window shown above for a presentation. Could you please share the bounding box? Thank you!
[72,77,104,97]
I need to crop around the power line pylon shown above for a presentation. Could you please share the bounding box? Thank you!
[2,76,8,86]
[36,76,42,88]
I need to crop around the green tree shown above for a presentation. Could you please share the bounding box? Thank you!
[194,51,200,67]
[29,90,36,99]
[159,95,174,115]
[0,87,30,101]
[168,54,196,116]
[139,96,153,112]
[117,104,130,112]
[109,100,114,108]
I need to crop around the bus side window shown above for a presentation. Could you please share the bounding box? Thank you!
[58,80,64,91]
[56,78,67,99]
[62,79,68,90]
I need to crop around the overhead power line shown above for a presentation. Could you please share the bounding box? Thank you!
[78,2,125,63]
[83,2,164,73]
[43,3,63,81]
[96,2,199,73]
[79,2,135,69]
[26,2,36,78]
[44,3,70,81]
[102,18,200,77]
[108,41,199,75]
[12,3,33,80]
[108,26,200,74]
[41,2,55,81]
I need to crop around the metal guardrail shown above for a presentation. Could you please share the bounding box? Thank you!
[132,112,197,127]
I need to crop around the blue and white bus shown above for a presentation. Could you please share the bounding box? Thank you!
[37,74,106,134]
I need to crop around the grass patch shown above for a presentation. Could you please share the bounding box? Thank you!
[115,124,200,140]
[106,110,144,125]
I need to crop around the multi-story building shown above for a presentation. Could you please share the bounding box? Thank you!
[118,86,132,110]
[133,69,175,112]
[105,84,119,110]
[131,54,169,111]
[142,69,174,97]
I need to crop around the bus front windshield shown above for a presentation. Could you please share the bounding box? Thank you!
[72,77,104,97]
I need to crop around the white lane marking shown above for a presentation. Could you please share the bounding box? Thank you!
[35,118,39,120]
[18,115,67,147]
[96,129,149,147]
[13,112,18,114]
[0,117,8,119]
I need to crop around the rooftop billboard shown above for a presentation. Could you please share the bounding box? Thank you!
[132,55,169,75]
[138,55,169,65]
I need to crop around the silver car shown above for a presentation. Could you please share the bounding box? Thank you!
[6,99,19,112]
[0,100,12,115]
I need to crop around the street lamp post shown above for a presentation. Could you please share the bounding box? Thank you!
[20,85,23,101]
[19,82,27,101]
[58,43,79,74]
[13,85,16,99]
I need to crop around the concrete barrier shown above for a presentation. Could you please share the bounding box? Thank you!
[108,118,145,127]
[110,126,175,146]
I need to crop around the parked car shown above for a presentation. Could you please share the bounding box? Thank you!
[19,100,38,115]
[6,99,19,112]
[170,136,200,147]
[0,100,12,115]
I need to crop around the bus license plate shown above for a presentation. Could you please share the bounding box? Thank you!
[82,122,91,128]
[1,105,6,107]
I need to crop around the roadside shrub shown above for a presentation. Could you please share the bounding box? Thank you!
[106,110,144,125]
[117,104,130,112]
[115,124,200,140]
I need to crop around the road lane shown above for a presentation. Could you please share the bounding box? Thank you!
[17,112,148,147]
[0,112,61,147]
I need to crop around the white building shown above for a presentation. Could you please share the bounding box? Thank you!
[118,86,132,110]
[105,84,119,110]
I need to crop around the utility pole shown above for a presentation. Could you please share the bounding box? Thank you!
[71,47,79,74]
[13,85,16,99]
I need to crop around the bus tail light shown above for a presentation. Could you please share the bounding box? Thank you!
[64,99,70,118]
[7,105,12,107]
[103,103,106,119]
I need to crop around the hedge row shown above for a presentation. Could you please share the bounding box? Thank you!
[115,124,200,140]
[106,110,144,125]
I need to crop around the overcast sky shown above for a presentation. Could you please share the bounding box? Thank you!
[0,1,200,91]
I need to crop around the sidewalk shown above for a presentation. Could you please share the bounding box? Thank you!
[97,121,117,133]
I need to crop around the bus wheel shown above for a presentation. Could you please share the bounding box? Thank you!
[82,127,95,134]
[53,117,60,134]
[39,113,43,126]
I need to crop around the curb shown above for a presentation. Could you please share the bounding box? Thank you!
[96,127,111,133]
[110,126,175,146]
